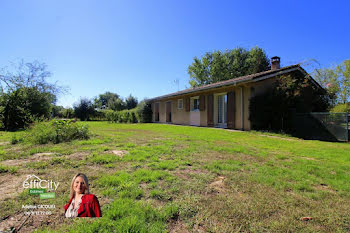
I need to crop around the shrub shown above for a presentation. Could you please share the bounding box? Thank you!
[11,135,24,144]
[0,60,64,131]
[106,109,139,123]
[137,100,153,123]
[73,98,96,121]
[331,103,350,113]
[29,119,90,144]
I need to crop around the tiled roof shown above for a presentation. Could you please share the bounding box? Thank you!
[149,64,308,101]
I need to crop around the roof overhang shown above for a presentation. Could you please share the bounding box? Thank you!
[148,65,324,102]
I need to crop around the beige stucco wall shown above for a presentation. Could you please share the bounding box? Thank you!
[152,77,276,130]
[159,101,166,123]
[171,98,189,125]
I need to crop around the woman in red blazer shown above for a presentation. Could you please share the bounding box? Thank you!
[64,173,102,217]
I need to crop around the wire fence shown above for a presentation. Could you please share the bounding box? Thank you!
[292,112,348,142]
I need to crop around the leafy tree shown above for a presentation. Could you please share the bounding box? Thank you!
[94,92,120,109]
[62,107,75,119]
[336,60,350,104]
[313,60,350,105]
[313,67,340,106]
[0,60,65,130]
[125,94,138,110]
[137,100,153,123]
[73,98,96,121]
[188,47,270,87]
[108,97,125,111]
[52,105,64,118]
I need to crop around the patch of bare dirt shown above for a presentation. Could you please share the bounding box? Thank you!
[175,168,205,181]
[0,211,65,233]
[0,141,10,146]
[258,134,297,141]
[168,219,190,233]
[192,223,207,233]
[303,157,318,161]
[1,159,23,166]
[0,174,27,201]
[208,176,226,194]
[314,183,337,194]
[65,151,89,160]
[1,153,55,166]
[0,212,28,232]
[110,150,128,157]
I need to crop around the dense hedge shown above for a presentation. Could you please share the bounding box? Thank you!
[105,109,139,123]
[104,101,152,123]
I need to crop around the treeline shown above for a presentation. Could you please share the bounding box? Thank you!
[0,60,152,131]
[52,93,152,123]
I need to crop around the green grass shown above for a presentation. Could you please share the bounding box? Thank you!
[89,152,120,164]
[1,122,350,232]
[0,164,18,173]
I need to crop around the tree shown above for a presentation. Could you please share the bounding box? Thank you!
[313,60,350,105]
[125,94,138,110]
[0,60,65,130]
[313,67,340,106]
[108,98,125,111]
[73,98,96,121]
[93,92,120,109]
[62,107,75,119]
[188,47,270,87]
[137,99,153,123]
[52,105,64,118]
[336,60,350,104]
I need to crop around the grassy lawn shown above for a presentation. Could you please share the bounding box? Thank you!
[1,122,350,232]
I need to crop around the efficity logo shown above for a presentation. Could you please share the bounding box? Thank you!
[23,175,59,199]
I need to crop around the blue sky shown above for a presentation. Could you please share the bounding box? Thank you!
[0,0,349,107]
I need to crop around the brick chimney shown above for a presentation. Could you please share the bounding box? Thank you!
[271,56,280,70]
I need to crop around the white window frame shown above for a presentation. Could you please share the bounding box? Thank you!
[178,99,183,109]
[214,92,227,127]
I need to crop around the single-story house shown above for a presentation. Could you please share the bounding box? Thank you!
[149,57,323,130]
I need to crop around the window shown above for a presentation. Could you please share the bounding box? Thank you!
[178,99,183,109]
[217,94,227,125]
[191,97,200,111]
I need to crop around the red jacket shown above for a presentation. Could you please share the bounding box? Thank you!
[64,194,102,217]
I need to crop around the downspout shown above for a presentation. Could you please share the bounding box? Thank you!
[240,86,244,130]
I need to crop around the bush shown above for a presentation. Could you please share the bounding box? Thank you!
[137,100,153,123]
[331,103,350,113]
[11,135,24,144]
[29,119,90,144]
[73,98,96,121]
[105,109,139,123]
[0,60,64,131]
[0,87,54,131]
